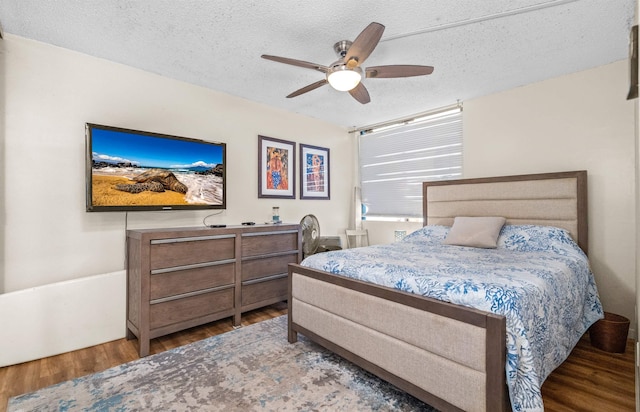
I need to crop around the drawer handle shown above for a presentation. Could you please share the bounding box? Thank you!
[150,284,234,304]
[151,258,236,275]
[242,272,288,286]
[151,234,235,244]
[242,230,299,237]
[241,250,299,261]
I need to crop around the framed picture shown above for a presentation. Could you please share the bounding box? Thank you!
[628,25,638,100]
[300,143,330,200]
[258,135,295,199]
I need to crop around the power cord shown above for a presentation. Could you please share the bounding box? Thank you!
[202,210,225,227]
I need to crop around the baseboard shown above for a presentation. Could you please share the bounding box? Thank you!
[0,270,126,367]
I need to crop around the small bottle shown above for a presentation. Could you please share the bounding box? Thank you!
[272,207,280,224]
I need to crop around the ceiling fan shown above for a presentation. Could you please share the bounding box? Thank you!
[261,22,434,104]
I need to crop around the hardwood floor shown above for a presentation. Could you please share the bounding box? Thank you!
[1,302,635,412]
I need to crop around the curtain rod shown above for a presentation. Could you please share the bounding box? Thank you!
[349,102,462,135]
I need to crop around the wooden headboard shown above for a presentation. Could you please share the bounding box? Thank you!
[423,171,588,254]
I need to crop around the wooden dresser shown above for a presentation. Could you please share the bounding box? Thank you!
[126,223,301,356]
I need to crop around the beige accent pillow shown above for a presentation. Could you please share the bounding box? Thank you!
[443,216,507,248]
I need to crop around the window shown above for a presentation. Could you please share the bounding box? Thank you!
[358,106,463,220]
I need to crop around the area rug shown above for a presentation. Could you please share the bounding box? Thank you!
[8,316,438,411]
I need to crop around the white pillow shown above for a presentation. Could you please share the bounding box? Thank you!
[443,216,506,248]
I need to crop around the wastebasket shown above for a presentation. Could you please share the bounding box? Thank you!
[589,312,630,353]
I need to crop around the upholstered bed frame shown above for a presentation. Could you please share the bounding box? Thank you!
[287,170,587,412]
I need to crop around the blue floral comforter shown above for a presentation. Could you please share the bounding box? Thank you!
[301,225,603,412]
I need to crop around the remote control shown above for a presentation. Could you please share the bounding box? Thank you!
[209,224,226,228]
[242,221,256,226]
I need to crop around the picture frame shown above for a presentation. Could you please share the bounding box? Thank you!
[258,135,296,199]
[627,25,638,100]
[300,143,330,200]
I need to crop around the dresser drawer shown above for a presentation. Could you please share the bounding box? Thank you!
[127,224,301,357]
[241,254,297,283]
[150,262,235,300]
[241,275,287,307]
[150,288,234,330]
[150,235,235,270]
[241,231,298,257]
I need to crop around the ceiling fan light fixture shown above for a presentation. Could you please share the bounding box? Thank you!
[327,64,362,91]
[262,22,433,104]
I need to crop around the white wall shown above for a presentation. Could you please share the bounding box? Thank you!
[464,61,636,331]
[365,61,637,337]
[635,6,640,412]
[0,271,125,366]
[3,33,636,365]
[3,34,352,292]
[1,35,352,365]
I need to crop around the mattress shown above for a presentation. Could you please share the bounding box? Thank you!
[301,224,603,412]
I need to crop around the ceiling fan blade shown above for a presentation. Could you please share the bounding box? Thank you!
[344,22,385,68]
[286,79,328,98]
[261,55,328,73]
[348,82,371,104]
[366,65,434,78]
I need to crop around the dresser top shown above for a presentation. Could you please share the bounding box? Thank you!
[126,223,300,240]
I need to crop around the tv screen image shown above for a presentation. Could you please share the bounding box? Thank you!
[86,123,226,212]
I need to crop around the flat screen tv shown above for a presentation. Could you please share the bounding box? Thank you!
[86,123,226,212]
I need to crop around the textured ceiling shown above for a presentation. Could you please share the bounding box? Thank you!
[0,0,636,128]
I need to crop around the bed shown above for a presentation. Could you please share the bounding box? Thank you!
[287,170,603,412]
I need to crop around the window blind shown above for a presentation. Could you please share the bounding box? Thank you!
[359,109,463,219]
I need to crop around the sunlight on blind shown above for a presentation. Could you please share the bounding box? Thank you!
[359,108,463,219]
